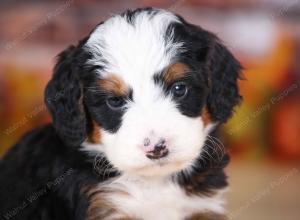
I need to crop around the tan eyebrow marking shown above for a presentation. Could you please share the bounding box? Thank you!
[164,62,191,83]
[98,74,129,96]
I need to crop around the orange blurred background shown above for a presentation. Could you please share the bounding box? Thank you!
[0,1,300,219]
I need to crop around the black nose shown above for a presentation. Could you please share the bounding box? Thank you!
[146,139,168,160]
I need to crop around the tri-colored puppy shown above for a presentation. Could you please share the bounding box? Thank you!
[0,7,241,220]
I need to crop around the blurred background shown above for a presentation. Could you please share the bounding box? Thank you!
[0,0,299,219]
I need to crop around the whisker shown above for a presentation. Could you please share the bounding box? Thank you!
[206,135,226,163]
[206,138,223,162]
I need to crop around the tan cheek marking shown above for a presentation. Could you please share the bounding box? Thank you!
[98,74,128,96]
[164,62,191,83]
[201,108,212,127]
[88,121,102,144]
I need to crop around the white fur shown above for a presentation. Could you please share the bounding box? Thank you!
[85,9,183,78]
[83,9,214,177]
[97,175,226,220]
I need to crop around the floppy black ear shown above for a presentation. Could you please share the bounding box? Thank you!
[45,46,87,146]
[205,37,242,123]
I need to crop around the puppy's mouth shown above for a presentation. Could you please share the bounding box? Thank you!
[128,157,192,176]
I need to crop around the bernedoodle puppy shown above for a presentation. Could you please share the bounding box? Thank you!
[0,7,242,220]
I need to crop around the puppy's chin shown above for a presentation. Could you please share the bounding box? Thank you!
[122,159,193,177]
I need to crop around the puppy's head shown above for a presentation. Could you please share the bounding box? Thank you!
[45,8,241,177]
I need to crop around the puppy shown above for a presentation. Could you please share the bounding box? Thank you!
[0,8,241,220]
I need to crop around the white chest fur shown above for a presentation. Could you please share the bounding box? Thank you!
[98,175,226,220]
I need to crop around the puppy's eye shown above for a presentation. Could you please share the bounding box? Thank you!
[171,82,188,99]
[106,96,126,110]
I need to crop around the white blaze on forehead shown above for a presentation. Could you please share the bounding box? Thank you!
[85,9,183,83]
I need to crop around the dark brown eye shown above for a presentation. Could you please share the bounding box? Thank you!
[106,96,125,110]
[171,82,188,99]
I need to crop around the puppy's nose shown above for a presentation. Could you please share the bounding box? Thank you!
[145,139,169,160]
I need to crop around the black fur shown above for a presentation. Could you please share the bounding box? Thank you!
[0,8,241,220]
[45,45,87,147]
[153,70,209,117]
[153,18,242,120]
[0,125,118,220]
[84,83,130,133]
[169,19,242,122]
[122,7,160,24]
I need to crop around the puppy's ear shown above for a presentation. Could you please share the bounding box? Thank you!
[205,37,242,123]
[45,46,87,146]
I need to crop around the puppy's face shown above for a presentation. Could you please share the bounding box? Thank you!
[46,8,241,177]
[86,63,209,176]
